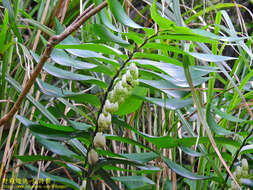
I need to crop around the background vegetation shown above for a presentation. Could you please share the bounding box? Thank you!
[0,0,252,189]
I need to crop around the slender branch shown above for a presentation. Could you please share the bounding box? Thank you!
[0,1,108,127]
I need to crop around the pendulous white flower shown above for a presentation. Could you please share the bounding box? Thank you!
[131,79,139,86]
[125,70,133,82]
[114,81,129,97]
[121,74,128,87]
[80,180,86,190]
[241,169,248,177]
[104,100,118,113]
[88,149,98,165]
[98,112,111,131]
[129,63,139,79]
[94,132,106,148]
[235,166,242,179]
[241,158,248,170]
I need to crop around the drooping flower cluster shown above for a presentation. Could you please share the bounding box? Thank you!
[88,63,139,167]
[97,63,139,132]
[229,158,249,190]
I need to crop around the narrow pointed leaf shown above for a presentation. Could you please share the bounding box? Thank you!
[35,136,78,157]
[162,157,211,180]
[94,0,118,31]
[188,52,236,62]
[55,43,122,56]
[51,48,97,70]
[142,97,193,110]
[213,106,246,123]
[112,176,155,185]
[91,24,129,46]
[107,0,142,28]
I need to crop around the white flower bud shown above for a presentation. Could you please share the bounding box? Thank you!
[115,81,129,97]
[110,101,118,112]
[230,181,238,190]
[114,81,122,94]
[80,180,86,190]
[88,149,98,165]
[104,112,111,125]
[98,113,106,128]
[94,132,106,148]
[98,112,111,131]
[104,100,118,113]
[131,79,139,86]
[121,86,129,96]
[118,96,125,104]
[108,91,117,103]
[241,159,248,170]
[125,70,133,82]
[121,74,129,87]
[235,166,242,179]
[241,169,248,177]
[129,63,138,79]
[104,100,112,113]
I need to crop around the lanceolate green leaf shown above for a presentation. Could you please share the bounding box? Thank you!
[91,24,129,46]
[188,52,236,62]
[121,152,158,163]
[0,9,8,51]
[32,51,106,88]
[240,145,253,155]
[22,18,55,36]
[206,103,234,135]
[142,97,193,110]
[36,79,85,98]
[35,136,78,157]
[140,79,187,98]
[192,29,249,42]
[107,0,142,28]
[162,157,211,180]
[213,106,246,123]
[55,43,122,56]
[50,49,97,70]
[180,146,205,157]
[133,59,216,81]
[94,0,118,31]
[112,176,155,185]
[140,69,209,88]
[43,62,106,88]
[150,0,175,30]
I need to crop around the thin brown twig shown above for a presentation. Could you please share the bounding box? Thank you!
[0,1,108,127]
